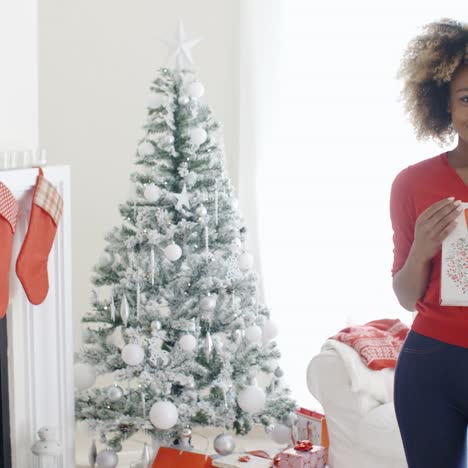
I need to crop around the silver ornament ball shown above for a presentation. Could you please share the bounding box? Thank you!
[151,320,162,331]
[107,385,124,402]
[96,449,119,468]
[274,367,285,378]
[213,433,236,456]
[282,412,298,428]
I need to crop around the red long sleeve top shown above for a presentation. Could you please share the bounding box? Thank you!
[390,150,468,348]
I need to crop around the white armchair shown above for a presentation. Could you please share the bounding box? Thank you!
[306,341,408,468]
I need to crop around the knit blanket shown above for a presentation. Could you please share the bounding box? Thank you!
[327,318,409,370]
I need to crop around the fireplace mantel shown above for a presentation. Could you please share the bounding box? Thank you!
[0,166,74,467]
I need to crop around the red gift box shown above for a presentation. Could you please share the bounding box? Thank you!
[294,408,329,464]
[152,446,214,467]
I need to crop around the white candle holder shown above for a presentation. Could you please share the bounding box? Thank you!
[31,426,61,468]
[0,147,47,171]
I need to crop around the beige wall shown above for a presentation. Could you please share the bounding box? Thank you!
[38,1,240,349]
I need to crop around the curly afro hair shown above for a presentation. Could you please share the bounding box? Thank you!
[397,18,468,145]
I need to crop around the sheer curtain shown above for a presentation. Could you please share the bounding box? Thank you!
[241,2,468,405]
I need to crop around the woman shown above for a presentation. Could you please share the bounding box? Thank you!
[391,18,468,468]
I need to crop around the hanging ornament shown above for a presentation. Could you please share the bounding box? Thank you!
[233,329,243,344]
[88,439,97,468]
[215,183,219,225]
[148,92,164,109]
[144,183,162,203]
[213,433,235,456]
[196,205,207,217]
[110,296,116,322]
[179,334,197,352]
[120,295,130,326]
[262,319,279,342]
[107,385,124,402]
[177,426,193,450]
[237,385,266,414]
[121,343,145,366]
[238,252,254,271]
[141,442,152,467]
[245,325,262,344]
[141,392,147,419]
[188,81,205,99]
[200,295,216,311]
[151,320,162,332]
[271,423,291,445]
[136,283,141,319]
[178,95,190,105]
[149,401,179,430]
[138,141,154,157]
[204,332,213,361]
[190,127,207,146]
[98,251,113,267]
[164,243,182,261]
[96,449,118,468]
[173,183,191,211]
[150,247,156,285]
[74,363,96,390]
[274,367,285,378]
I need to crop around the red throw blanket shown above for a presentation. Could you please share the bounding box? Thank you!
[328,318,410,370]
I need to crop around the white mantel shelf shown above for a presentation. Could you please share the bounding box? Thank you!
[0,166,75,467]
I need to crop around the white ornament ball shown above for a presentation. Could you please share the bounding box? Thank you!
[178,95,189,105]
[121,343,145,366]
[238,252,254,271]
[213,433,236,456]
[237,385,266,414]
[164,243,182,261]
[262,319,279,342]
[74,363,96,390]
[148,93,164,109]
[190,128,207,146]
[98,251,113,267]
[200,295,217,311]
[179,334,197,352]
[144,184,162,203]
[271,423,291,445]
[149,401,179,430]
[196,206,207,217]
[96,449,118,468]
[245,325,262,344]
[107,385,124,402]
[188,81,205,99]
[137,141,154,157]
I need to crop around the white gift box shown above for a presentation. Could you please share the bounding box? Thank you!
[211,450,278,467]
[441,202,468,305]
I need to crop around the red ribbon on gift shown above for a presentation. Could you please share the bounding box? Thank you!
[247,449,283,466]
[294,440,313,452]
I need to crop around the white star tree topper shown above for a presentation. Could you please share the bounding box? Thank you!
[162,19,203,70]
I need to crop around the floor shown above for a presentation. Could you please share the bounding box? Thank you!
[76,424,299,467]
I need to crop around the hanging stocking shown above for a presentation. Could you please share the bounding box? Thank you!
[16,168,63,305]
[0,183,18,319]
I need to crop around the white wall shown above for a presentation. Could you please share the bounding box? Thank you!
[0,0,38,150]
[38,0,241,350]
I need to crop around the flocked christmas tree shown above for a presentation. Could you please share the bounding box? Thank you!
[75,21,296,459]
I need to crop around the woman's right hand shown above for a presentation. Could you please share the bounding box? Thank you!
[412,197,464,262]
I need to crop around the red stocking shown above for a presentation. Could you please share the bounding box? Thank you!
[0,183,18,318]
[16,169,63,305]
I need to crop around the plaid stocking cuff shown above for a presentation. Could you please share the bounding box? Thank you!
[0,182,18,233]
[34,173,63,226]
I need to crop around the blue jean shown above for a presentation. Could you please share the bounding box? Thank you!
[394,329,468,468]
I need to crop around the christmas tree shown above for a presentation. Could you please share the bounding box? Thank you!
[75,21,296,456]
